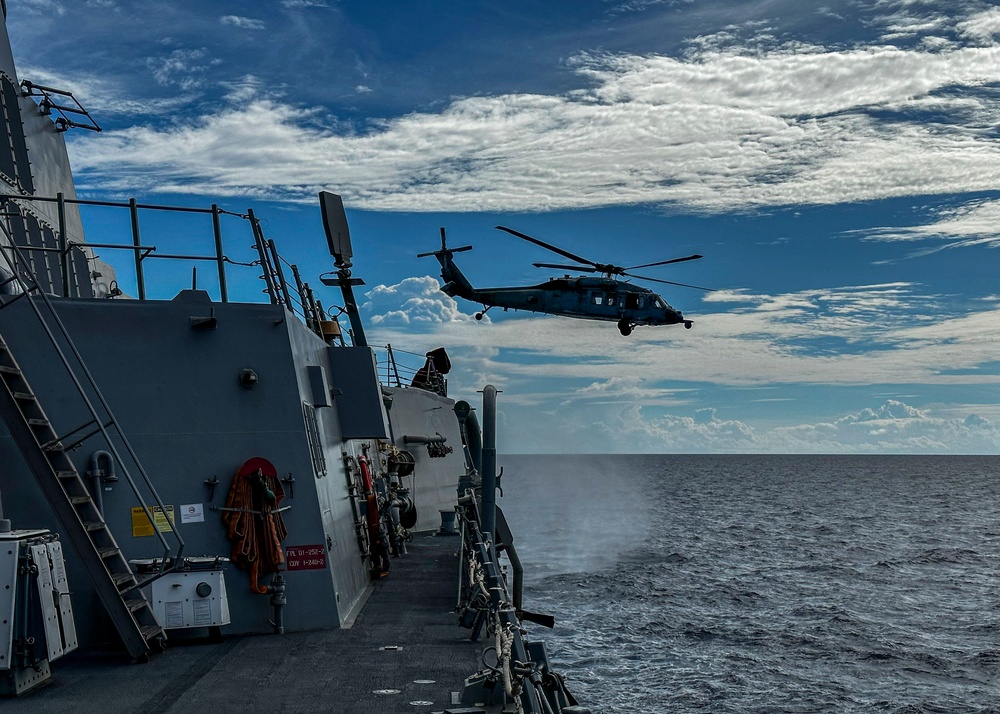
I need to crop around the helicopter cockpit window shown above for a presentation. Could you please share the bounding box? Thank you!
[591,292,603,305]
[652,298,664,308]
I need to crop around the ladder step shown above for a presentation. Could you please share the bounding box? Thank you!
[97,547,121,559]
[69,495,92,506]
[111,572,135,587]
[82,520,106,532]
[0,365,19,375]
[125,597,148,613]
[140,625,164,642]
[11,391,34,401]
[27,418,49,427]
[55,470,78,479]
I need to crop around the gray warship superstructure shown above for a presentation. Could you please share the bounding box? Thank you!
[0,6,586,713]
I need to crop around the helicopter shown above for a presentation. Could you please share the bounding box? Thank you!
[418,225,713,336]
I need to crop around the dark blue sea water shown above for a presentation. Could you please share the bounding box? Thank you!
[498,454,1000,713]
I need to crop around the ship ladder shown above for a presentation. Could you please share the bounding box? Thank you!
[0,241,181,660]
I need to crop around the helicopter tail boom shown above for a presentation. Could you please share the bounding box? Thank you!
[418,227,477,300]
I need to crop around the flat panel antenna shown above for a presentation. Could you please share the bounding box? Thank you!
[319,191,352,266]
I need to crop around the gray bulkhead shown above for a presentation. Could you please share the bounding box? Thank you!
[382,385,466,530]
[286,316,382,624]
[0,291,377,642]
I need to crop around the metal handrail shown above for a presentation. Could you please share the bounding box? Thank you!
[0,230,183,565]
[2,193,333,339]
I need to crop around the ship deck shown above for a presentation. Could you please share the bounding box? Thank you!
[7,533,489,714]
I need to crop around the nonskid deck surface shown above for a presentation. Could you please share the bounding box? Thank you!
[9,534,481,714]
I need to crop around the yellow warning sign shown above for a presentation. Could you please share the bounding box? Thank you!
[131,505,175,537]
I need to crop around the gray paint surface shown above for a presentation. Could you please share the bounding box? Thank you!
[0,290,469,643]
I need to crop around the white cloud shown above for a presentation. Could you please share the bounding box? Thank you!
[769,399,998,453]
[63,30,1000,212]
[957,7,1000,43]
[357,276,1000,423]
[841,399,926,421]
[498,399,998,453]
[220,74,267,104]
[363,276,487,328]
[860,198,1000,249]
[343,261,1000,453]
[16,64,192,117]
[220,16,266,31]
[146,48,212,91]
[17,0,66,15]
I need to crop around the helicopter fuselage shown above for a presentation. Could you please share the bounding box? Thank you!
[455,276,684,324]
[433,249,690,332]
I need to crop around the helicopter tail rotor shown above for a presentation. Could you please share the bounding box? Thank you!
[417,227,473,258]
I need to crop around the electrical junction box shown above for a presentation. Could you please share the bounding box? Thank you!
[141,559,230,630]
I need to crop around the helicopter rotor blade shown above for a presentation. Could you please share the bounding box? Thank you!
[626,254,703,270]
[532,262,598,273]
[496,226,596,268]
[625,272,715,291]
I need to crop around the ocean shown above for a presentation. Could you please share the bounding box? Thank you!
[497,454,1000,713]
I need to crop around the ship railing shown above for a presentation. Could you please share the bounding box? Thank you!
[377,344,421,387]
[453,385,576,712]
[0,193,345,342]
[457,511,575,712]
[374,344,448,396]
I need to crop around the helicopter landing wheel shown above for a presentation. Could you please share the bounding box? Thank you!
[684,321,693,329]
[617,319,633,336]
[475,312,484,321]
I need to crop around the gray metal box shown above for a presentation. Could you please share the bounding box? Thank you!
[150,570,230,630]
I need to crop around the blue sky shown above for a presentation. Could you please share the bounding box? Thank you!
[8,0,1000,453]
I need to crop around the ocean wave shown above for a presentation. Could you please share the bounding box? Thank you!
[500,454,1000,713]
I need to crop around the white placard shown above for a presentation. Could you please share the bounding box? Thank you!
[180,503,205,524]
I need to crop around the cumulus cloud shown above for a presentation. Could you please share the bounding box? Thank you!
[65,25,1000,212]
[843,399,926,421]
[500,399,998,453]
[362,276,486,328]
[768,399,998,453]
